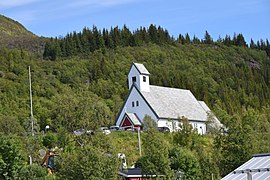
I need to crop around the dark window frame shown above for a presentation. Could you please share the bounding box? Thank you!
[143,76,146,82]
[132,76,136,83]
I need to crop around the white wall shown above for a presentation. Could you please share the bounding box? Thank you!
[190,121,206,135]
[116,86,158,126]
[158,119,206,134]
[128,65,138,90]
[128,65,150,92]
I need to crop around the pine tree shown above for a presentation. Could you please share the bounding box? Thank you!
[93,26,105,50]
[185,33,191,44]
[178,34,185,44]
[223,35,232,46]
[250,38,256,49]
[102,28,114,49]
[148,24,158,44]
[235,33,247,47]
[111,26,121,47]
[121,25,132,46]
[203,31,213,44]
[192,35,201,44]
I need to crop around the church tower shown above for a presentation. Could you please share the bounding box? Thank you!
[128,63,150,92]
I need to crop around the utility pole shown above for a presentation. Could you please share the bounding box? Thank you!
[29,66,34,136]
[137,126,142,156]
[247,172,252,180]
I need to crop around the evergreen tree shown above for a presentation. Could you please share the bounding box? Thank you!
[121,25,132,46]
[235,33,247,47]
[223,35,232,46]
[148,24,158,44]
[250,38,256,48]
[178,34,185,44]
[185,33,191,44]
[203,31,213,44]
[192,35,201,44]
[93,26,105,50]
[102,28,114,49]
[266,39,270,56]
[111,26,121,47]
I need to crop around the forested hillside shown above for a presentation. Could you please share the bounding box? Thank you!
[0,15,44,54]
[1,17,270,179]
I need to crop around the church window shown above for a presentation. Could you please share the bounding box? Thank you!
[132,76,136,83]
[143,76,146,82]
[136,101,139,106]
[132,101,135,107]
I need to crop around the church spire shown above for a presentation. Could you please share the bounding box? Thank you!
[128,62,150,92]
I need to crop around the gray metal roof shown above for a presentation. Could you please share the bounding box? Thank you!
[141,85,208,121]
[222,153,270,180]
[126,113,142,126]
[133,63,150,75]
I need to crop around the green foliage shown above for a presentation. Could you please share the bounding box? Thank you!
[169,147,201,180]
[19,163,47,180]
[135,123,173,179]
[43,133,58,149]
[142,115,158,130]
[51,88,113,132]
[1,21,270,179]
[214,108,270,177]
[109,131,141,166]
[0,134,26,179]
[57,145,119,180]
[0,115,25,135]
[0,15,44,54]
[173,117,197,149]
[203,31,213,44]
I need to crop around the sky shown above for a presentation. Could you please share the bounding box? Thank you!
[0,0,269,42]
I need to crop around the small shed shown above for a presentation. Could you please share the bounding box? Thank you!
[222,153,270,180]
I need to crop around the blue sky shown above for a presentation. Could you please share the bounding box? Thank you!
[0,0,269,42]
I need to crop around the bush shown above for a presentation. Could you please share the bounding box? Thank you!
[43,133,58,149]
[19,164,47,179]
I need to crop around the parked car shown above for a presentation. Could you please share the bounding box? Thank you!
[100,127,111,135]
[73,129,85,136]
[109,125,120,131]
[73,129,95,136]
[158,127,170,133]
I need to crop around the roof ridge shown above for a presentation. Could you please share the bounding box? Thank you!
[149,85,190,91]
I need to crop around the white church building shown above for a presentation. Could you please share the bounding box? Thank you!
[115,62,220,134]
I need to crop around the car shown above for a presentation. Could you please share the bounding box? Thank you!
[73,129,85,136]
[109,125,120,131]
[100,127,111,135]
[158,127,170,133]
[73,129,95,136]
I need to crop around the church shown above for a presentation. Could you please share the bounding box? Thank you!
[115,62,220,134]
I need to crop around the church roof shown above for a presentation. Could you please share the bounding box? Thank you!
[132,63,150,75]
[141,85,208,121]
[125,113,142,126]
